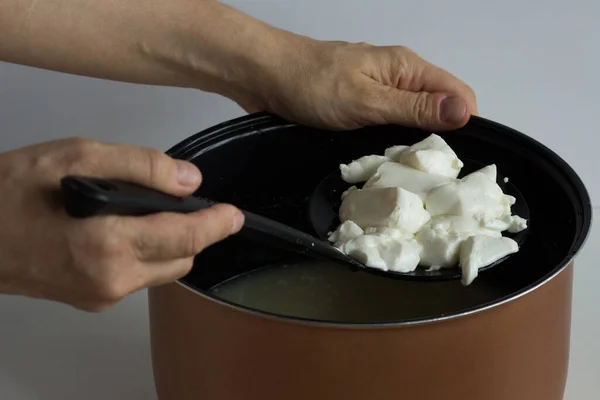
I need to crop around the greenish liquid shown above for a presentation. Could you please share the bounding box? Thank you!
[210,261,504,323]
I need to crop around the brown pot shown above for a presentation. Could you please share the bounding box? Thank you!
[148,114,592,400]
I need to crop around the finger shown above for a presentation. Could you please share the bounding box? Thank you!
[366,83,470,131]
[413,58,478,116]
[382,47,478,116]
[131,203,244,261]
[144,257,196,288]
[68,140,202,197]
[75,257,196,311]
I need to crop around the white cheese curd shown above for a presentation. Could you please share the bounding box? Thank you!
[364,227,414,241]
[340,155,390,183]
[459,235,519,285]
[364,161,455,201]
[473,164,497,182]
[329,134,528,285]
[425,170,514,221]
[423,215,503,237]
[416,228,466,269]
[328,220,364,244]
[480,214,528,233]
[383,145,409,161]
[339,186,431,234]
[341,185,358,200]
[397,134,464,178]
[415,216,502,269]
[507,215,528,233]
[337,234,421,272]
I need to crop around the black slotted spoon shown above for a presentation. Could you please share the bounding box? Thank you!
[60,161,529,282]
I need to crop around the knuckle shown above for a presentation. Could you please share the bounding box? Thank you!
[139,147,168,187]
[67,255,131,304]
[64,137,105,173]
[92,227,125,257]
[182,223,206,257]
[391,47,414,70]
[330,42,358,66]
[173,257,195,279]
[133,231,153,259]
[66,223,140,304]
[28,151,54,174]
[68,220,120,256]
[71,137,102,159]
[396,45,416,55]
[353,85,387,124]
[353,41,372,48]
[412,92,431,127]
[93,269,136,303]
[96,284,126,303]
[358,84,382,106]
[70,220,127,267]
[182,257,195,272]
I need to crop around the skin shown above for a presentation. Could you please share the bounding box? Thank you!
[0,0,478,311]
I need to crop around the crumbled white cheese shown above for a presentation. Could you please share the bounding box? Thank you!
[339,186,431,234]
[364,161,455,201]
[341,185,358,200]
[425,170,514,221]
[336,234,421,273]
[459,235,519,285]
[474,164,497,182]
[328,134,529,285]
[327,220,364,244]
[396,134,464,178]
[340,155,390,183]
[364,227,414,241]
[383,145,409,161]
[416,216,502,269]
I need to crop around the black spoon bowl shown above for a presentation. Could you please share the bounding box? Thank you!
[308,158,531,281]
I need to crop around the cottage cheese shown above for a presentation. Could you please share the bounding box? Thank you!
[329,134,527,285]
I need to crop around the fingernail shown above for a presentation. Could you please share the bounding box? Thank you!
[176,161,201,186]
[232,210,245,234]
[440,96,467,124]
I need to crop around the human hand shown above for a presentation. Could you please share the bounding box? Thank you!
[237,38,478,131]
[0,138,243,311]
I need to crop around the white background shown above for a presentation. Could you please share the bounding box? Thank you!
[0,0,599,398]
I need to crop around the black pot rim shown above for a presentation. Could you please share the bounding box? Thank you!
[165,112,593,329]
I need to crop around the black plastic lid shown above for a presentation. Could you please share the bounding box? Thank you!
[166,113,592,325]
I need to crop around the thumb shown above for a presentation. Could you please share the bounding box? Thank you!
[371,86,470,131]
[71,141,202,197]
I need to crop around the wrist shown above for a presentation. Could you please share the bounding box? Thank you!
[149,1,313,107]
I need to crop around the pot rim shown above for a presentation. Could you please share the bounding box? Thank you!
[166,113,593,329]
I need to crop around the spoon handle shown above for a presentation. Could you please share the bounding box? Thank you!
[59,176,360,266]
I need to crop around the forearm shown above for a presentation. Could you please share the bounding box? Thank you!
[0,0,300,99]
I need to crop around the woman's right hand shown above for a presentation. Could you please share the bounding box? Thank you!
[0,138,243,311]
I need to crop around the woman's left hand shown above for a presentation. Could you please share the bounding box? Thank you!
[237,38,478,131]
